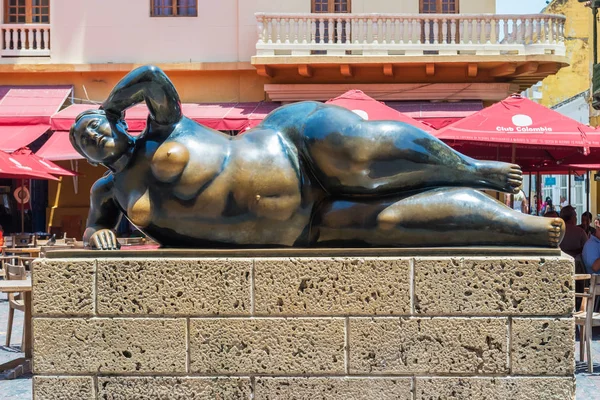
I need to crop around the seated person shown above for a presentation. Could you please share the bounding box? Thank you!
[559,206,588,257]
[582,218,600,274]
[579,211,596,238]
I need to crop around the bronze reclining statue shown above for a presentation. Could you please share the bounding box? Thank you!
[69,65,565,250]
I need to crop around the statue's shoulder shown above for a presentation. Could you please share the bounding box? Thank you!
[91,171,115,194]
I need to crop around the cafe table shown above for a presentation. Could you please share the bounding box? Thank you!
[0,277,32,379]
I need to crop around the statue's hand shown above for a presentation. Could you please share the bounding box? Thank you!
[89,229,120,250]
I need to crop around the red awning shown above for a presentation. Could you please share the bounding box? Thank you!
[0,124,50,152]
[12,147,77,176]
[325,90,435,132]
[386,101,483,130]
[437,95,600,150]
[0,86,72,125]
[50,102,281,132]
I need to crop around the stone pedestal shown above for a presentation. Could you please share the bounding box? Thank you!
[32,249,576,399]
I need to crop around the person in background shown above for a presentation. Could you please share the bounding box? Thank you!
[542,197,554,215]
[544,210,559,218]
[0,224,4,247]
[579,211,596,238]
[582,217,600,274]
[559,205,588,258]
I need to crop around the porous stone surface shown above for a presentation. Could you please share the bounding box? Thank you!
[511,318,574,375]
[350,318,508,374]
[34,318,186,374]
[189,318,345,374]
[254,258,410,315]
[96,377,251,399]
[415,377,575,399]
[414,257,573,315]
[254,377,413,399]
[32,259,95,316]
[33,376,94,400]
[96,258,251,315]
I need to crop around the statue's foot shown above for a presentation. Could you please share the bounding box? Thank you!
[520,215,565,247]
[475,161,523,194]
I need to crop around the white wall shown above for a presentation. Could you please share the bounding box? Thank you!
[29,0,497,64]
[553,93,590,125]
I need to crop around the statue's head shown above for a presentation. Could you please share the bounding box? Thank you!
[69,109,132,167]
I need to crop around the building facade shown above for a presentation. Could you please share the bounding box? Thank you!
[0,0,568,237]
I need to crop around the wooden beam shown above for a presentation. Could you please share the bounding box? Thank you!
[512,62,539,77]
[536,63,561,75]
[489,63,517,77]
[256,65,273,78]
[425,63,435,76]
[467,63,478,78]
[298,65,313,78]
[383,64,394,77]
[340,64,353,77]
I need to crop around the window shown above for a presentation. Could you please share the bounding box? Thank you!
[4,0,49,24]
[151,0,197,17]
[311,0,350,13]
[419,0,458,13]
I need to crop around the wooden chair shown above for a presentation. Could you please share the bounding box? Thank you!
[575,274,600,372]
[5,263,26,348]
[11,234,36,248]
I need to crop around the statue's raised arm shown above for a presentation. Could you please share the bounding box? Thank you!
[101,65,182,126]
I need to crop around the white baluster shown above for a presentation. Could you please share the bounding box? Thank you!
[284,19,290,44]
[544,18,550,44]
[424,19,430,44]
[442,18,448,44]
[433,18,439,45]
[398,19,404,44]
[267,19,273,44]
[292,19,298,44]
[475,19,482,44]
[390,18,396,44]
[467,19,473,44]
[301,18,307,44]
[43,28,49,49]
[328,18,334,43]
[502,18,508,44]
[407,18,413,44]
[485,18,491,44]
[311,18,316,44]
[352,19,358,44]
[536,18,542,44]
[345,17,351,44]
[372,18,378,44]
[26,28,33,50]
[275,19,281,44]
[319,18,325,43]
[382,19,388,44]
[521,19,527,43]
[560,20,565,42]
[337,19,342,43]
[451,19,457,44]
[257,16,265,44]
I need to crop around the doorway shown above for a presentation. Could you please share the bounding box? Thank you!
[419,0,459,44]
[311,0,351,45]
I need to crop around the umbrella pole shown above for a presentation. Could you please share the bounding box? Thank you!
[536,172,542,215]
[587,171,591,213]
[48,176,63,234]
[510,144,516,209]
[528,173,532,214]
[20,178,25,234]
[568,169,572,206]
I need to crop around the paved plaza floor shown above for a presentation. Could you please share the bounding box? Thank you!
[0,292,600,399]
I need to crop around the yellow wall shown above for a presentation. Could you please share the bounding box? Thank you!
[539,0,591,107]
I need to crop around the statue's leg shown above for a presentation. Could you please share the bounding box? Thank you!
[301,107,522,195]
[313,188,564,248]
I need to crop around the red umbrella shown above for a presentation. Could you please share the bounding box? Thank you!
[437,94,600,161]
[11,147,76,177]
[325,90,436,132]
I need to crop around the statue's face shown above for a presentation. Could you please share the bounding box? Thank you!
[71,114,129,164]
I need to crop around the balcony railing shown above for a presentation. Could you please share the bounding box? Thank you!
[255,13,566,57]
[1,24,50,57]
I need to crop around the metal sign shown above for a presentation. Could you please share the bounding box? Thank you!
[544,177,557,186]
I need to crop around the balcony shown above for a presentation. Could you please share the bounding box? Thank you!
[1,24,50,57]
[252,13,568,96]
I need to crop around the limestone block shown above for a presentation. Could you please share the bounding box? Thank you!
[34,318,186,374]
[96,377,251,400]
[254,377,413,400]
[32,259,95,316]
[96,258,251,315]
[189,318,345,374]
[415,377,575,400]
[254,258,410,315]
[511,318,574,375]
[414,257,573,315]
[33,376,94,400]
[350,317,508,374]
